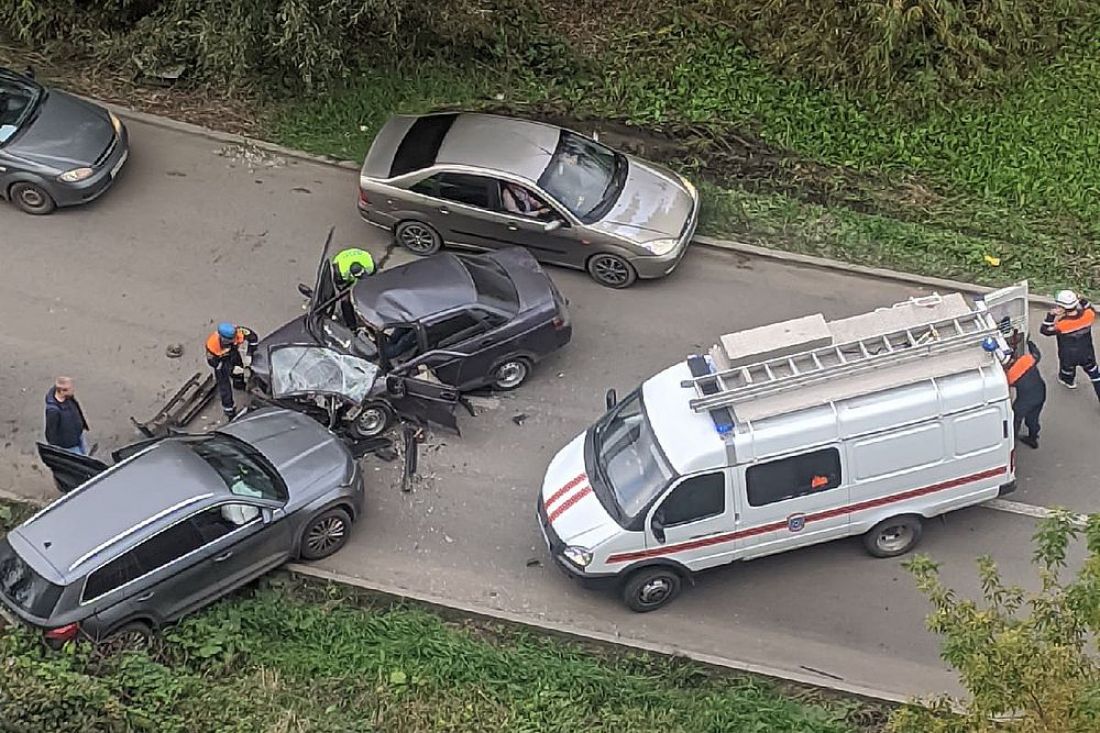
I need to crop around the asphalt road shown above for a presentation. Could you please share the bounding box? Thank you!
[2,118,1098,699]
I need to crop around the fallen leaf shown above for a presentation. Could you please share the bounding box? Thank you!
[983,255,1001,266]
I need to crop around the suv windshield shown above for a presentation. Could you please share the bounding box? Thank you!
[537,130,626,224]
[0,537,63,618]
[0,73,44,144]
[591,389,674,522]
[188,434,288,502]
[460,256,519,314]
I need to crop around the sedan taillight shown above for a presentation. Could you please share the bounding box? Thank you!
[358,188,370,206]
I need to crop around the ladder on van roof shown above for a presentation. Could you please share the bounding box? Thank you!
[683,308,998,415]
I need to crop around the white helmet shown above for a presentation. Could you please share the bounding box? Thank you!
[1055,289,1079,308]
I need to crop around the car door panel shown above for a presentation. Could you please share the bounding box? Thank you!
[644,471,735,571]
[35,443,109,493]
[410,172,507,249]
[384,374,465,434]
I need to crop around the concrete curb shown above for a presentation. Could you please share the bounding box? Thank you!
[286,563,910,707]
[98,96,1058,308]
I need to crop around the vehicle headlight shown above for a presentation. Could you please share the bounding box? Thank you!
[680,174,697,199]
[562,546,593,568]
[58,167,94,183]
[109,111,122,135]
[640,238,679,256]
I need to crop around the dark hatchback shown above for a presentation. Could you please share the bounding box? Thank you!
[0,67,129,214]
[253,242,572,397]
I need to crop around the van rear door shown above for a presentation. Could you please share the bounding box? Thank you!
[979,281,1030,354]
[734,446,850,560]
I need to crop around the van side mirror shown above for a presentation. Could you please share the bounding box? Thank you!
[604,388,617,410]
[543,219,563,233]
[651,513,666,544]
[297,283,314,298]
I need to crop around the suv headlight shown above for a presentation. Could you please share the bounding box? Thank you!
[640,238,679,256]
[109,111,123,135]
[58,167,94,183]
[562,546,593,568]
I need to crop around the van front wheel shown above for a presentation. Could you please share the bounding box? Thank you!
[863,516,923,558]
[621,567,682,612]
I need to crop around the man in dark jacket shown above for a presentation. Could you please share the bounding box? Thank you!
[44,376,90,455]
[1002,340,1046,449]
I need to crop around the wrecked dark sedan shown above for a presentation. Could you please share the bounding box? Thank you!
[0,67,129,215]
[249,233,571,437]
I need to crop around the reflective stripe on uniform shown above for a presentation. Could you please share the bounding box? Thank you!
[206,329,244,358]
[1052,308,1096,335]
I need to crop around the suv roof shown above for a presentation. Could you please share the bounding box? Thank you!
[14,440,226,582]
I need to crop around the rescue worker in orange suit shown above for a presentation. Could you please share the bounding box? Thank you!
[1039,289,1100,400]
[1002,340,1045,449]
[206,322,259,418]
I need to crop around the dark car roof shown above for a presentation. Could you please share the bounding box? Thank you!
[13,440,227,582]
[352,252,477,327]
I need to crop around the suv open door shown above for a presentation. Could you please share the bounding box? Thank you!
[36,443,109,494]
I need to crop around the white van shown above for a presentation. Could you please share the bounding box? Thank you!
[537,284,1029,611]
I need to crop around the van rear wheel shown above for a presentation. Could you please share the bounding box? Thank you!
[863,516,923,558]
[621,567,682,612]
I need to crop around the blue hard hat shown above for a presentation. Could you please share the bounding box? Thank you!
[217,322,237,339]
[980,336,999,352]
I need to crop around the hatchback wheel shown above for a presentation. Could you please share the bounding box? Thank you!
[101,621,154,654]
[621,566,682,612]
[492,357,531,391]
[587,253,637,289]
[863,516,924,558]
[300,508,352,561]
[10,182,57,215]
[351,401,393,438]
[395,220,442,256]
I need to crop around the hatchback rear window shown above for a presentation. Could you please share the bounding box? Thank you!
[0,537,63,618]
[390,114,457,178]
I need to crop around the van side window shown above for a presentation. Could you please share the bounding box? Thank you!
[656,472,725,526]
[132,519,205,575]
[82,551,142,602]
[746,448,842,507]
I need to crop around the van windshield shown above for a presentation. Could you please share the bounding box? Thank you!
[591,389,674,522]
[0,537,63,618]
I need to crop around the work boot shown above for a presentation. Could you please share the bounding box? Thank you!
[223,406,237,420]
[1021,434,1039,449]
[1059,378,1077,389]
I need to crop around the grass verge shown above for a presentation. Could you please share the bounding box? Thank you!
[0,499,888,732]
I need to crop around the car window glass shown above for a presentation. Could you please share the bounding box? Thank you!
[390,114,457,177]
[0,538,63,616]
[424,312,483,348]
[83,551,142,602]
[0,75,42,143]
[656,472,725,526]
[470,307,507,330]
[132,519,205,575]
[745,448,842,507]
[496,180,553,219]
[189,434,287,502]
[436,173,493,209]
[409,175,440,197]
[191,503,260,543]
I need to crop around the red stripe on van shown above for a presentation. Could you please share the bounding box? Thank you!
[606,466,1007,565]
[546,473,587,510]
[549,486,592,523]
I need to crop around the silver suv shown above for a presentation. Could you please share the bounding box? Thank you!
[357,112,700,289]
[0,408,363,647]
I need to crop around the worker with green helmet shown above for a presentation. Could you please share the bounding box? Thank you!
[331,247,376,288]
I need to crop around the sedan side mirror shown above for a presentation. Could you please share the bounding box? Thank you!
[604,388,617,410]
[543,219,563,233]
[297,283,314,298]
[261,508,274,524]
[23,66,35,80]
[651,513,666,544]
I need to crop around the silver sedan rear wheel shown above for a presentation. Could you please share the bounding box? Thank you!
[587,253,637,289]
[395,221,442,256]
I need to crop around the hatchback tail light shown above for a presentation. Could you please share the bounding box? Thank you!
[358,188,370,206]
[44,622,80,643]
[552,316,566,330]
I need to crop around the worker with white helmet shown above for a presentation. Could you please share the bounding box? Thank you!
[1039,289,1100,400]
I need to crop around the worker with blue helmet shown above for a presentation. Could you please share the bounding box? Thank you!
[205,321,259,419]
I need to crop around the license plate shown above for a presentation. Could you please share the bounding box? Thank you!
[110,149,129,179]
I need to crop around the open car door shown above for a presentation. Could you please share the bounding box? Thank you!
[384,373,469,436]
[979,280,1030,356]
[304,226,340,321]
[36,443,109,494]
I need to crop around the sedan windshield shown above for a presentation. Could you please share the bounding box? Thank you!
[537,130,625,223]
[592,389,674,522]
[0,74,44,144]
[188,434,287,502]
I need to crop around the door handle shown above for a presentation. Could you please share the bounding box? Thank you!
[477,339,495,347]
[213,551,233,563]
[507,224,519,231]
[439,207,450,215]
[135,591,154,602]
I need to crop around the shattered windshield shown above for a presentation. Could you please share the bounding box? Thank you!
[270,346,381,403]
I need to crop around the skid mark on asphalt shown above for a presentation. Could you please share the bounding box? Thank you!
[984,498,1089,526]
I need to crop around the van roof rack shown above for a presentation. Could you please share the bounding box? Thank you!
[682,305,999,420]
